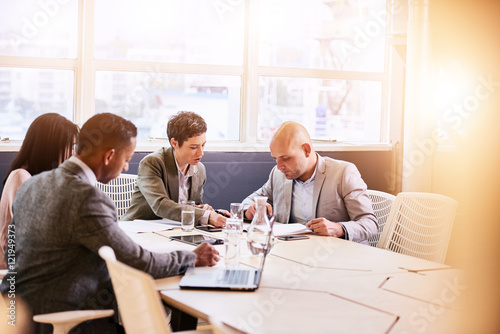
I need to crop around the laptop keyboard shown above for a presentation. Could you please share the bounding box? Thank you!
[218,269,250,285]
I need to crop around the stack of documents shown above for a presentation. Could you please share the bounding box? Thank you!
[118,219,180,233]
[272,223,312,237]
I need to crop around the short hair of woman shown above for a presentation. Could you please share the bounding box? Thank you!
[167,111,207,147]
[4,113,79,185]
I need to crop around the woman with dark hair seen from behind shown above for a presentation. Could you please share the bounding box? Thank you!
[0,113,79,269]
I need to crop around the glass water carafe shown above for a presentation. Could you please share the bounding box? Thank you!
[247,196,274,256]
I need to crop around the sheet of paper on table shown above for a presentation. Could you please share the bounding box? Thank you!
[118,219,178,233]
[272,223,312,237]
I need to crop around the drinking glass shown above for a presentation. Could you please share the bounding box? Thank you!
[180,200,195,232]
[225,218,242,268]
[230,202,244,221]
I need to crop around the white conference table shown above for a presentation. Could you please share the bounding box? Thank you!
[125,224,464,334]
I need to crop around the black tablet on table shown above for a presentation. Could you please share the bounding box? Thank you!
[169,234,224,246]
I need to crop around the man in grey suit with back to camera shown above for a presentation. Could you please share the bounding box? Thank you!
[243,121,378,245]
[0,113,220,333]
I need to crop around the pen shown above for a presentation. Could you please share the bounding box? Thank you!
[215,209,230,218]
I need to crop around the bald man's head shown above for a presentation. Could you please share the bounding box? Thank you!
[270,122,317,182]
[270,121,312,150]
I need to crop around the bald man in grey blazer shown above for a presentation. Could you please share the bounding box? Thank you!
[243,122,377,245]
[0,113,219,333]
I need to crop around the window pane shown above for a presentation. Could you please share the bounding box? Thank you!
[95,71,241,141]
[259,0,386,71]
[0,68,74,140]
[0,0,78,58]
[258,77,381,142]
[94,0,245,65]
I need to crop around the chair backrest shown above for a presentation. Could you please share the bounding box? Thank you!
[366,190,396,247]
[377,192,458,263]
[98,246,172,334]
[96,174,137,220]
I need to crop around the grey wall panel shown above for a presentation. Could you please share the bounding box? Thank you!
[201,152,275,209]
[0,152,17,187]
[0,150,392,210]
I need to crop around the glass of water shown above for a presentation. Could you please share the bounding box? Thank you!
[180,200,195,232]
[225,218,242,268]
[230,202,244,223]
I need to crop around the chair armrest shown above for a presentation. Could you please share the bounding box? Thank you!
[33,309,114,334]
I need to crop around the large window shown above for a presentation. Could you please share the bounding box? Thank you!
[256,0,386,142]
[95,71,241,141]
[0,0,389,147]
[0,68,74,140]
[0,0,78,140]
[0,0,78,58]
[94,0,245,65]
[258,0,385,72]
[258,77,382,141]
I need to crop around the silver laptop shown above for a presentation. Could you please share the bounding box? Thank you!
[179,246,269,291]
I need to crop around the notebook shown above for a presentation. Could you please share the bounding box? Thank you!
[179,238,270,291]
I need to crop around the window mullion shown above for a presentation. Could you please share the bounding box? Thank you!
[92,59,243,76]
[245,0,260,148]
[0,56,76,70]
[258,67,385,82]
[76,0,95,127]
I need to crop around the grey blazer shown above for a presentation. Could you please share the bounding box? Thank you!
[242,154,378,244]
[122,147,206,222]
[0,160,196,333]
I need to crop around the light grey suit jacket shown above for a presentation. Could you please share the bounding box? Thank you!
[0,160,196,333]
[242,154,378,244]
[122,147,206,222]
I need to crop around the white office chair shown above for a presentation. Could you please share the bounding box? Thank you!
[96,173,137,220]
[98,246,211,334]
[377,192,458,263]
[366,190,396,247]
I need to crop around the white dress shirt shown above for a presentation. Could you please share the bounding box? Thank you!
[174,159,210,225]
[290,165,317,224]
[69,156,97,186]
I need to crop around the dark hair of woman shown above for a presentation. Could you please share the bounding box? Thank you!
[3,113,79,185]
